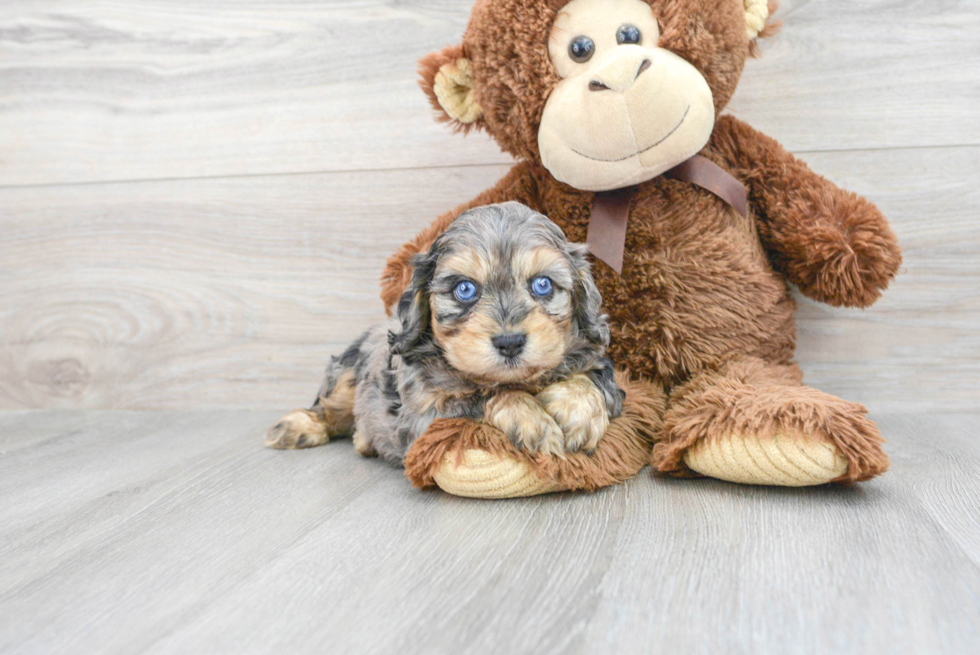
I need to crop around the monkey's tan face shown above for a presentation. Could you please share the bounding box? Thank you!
[428,245,577,384]
[539,0,716,192]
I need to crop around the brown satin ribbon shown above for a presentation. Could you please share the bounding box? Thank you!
[585,186,633,276]
[666,155,748,218]
[586,154,748,274]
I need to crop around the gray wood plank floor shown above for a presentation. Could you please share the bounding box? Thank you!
[0,411,978,654]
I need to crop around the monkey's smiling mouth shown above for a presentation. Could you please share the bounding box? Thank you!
[570,105,690,163]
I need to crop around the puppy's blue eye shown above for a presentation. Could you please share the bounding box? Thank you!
[531,276,553,297]
[454,280,478,302]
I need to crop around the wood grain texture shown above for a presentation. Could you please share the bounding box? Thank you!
[2,1,978,652]
[1,0,977,411]
[2,146,978,411]
[0,410,977,654]
[0,0,978,186]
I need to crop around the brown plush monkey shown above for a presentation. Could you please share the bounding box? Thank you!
[386,0,901,495]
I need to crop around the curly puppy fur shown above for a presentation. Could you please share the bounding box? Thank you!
[266,202,624,463]
[380,0,897,482]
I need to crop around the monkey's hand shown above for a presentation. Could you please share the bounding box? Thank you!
[714,115,901,309]
[769,193,902,308]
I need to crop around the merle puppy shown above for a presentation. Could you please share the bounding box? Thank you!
[265,202,623,463]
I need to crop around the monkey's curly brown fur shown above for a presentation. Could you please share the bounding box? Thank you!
[385,0,900,484]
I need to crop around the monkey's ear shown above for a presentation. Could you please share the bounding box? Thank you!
[745,1,780,43]
[418,44,484,132]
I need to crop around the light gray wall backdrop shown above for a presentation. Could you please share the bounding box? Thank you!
[1,0,978,412]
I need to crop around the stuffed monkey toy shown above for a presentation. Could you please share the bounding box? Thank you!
[386,0,901,497]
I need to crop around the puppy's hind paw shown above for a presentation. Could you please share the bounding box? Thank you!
[265,409,330,450]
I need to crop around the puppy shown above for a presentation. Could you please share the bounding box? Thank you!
[265,202,624,462]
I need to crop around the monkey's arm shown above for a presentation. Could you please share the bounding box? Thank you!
[380,161,540,314]
[712,115,901,308]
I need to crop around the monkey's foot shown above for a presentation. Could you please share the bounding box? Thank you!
[432,449,563,498]
[403,373,665,499]
[653,359,889,485]
[682,432,848,487]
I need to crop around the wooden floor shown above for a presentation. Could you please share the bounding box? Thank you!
[0,411,978,653]
[2,0,980,652]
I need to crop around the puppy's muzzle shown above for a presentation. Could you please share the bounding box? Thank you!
[492,333,527,359]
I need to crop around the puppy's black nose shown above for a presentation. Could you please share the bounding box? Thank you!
[492,333,527,359]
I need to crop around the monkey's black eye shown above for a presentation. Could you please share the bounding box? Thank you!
[568,36,595,63]
[616,24,642,45]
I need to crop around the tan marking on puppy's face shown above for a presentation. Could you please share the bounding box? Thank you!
[436,305,570,384]
[429,242,579,384]
[437,250,491,286]
[512,247,567,282]
[518,307,569,373]
[432,308,508,381]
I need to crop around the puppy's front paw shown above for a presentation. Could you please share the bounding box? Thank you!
[265,409,329,449]
[484,391,565,457]
[536,374,609,453]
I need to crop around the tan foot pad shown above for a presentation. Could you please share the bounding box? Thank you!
[432,449,564,499]
[683,433,849,487]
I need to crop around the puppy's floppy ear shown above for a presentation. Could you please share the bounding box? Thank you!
[418,44,484,132]
[566,242,610,347]
[389,246,440,356]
